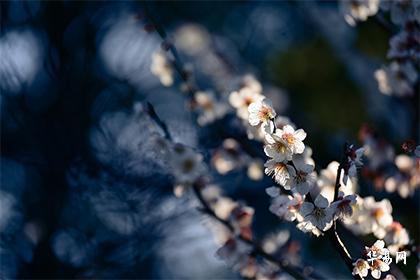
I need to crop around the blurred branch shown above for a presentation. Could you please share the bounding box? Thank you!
[142,4,197,96]
[192,183,325,280]
[146,100,325,279]
[146,102,172,141]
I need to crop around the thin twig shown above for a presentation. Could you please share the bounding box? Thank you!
[192,184,324,280]
[146,102,172,141]
[327,143,362,280]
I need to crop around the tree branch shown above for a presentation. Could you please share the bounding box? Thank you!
[192,184,325,280]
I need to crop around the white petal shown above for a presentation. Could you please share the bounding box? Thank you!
[300,202,314,217]
[301,163,314,174]
[294,129,307,141]
[248,102,261,113]
[296,182,310,195]
[265,186,280,198]
[361,268,368,277]
[314,194,329,208]
[264,145,277,158]
[249,115,260,126]
[293,141,305,154]
[371,269,381,279]
[262,121,274,135]
[282,125,295,134]
[373,240,385,249]
[379,261,390,272]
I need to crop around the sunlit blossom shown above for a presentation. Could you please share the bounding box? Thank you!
[340,0,379,26]
[384,222,410,255]
[193,90,227,126]
[264,160,291,186]
[248,98,276,127]
[229,88,264,121]
[375,61,418,97]
[151,51,174,86]
[352,258,370,278]
[169,144,206,187]
[331,192,357,220]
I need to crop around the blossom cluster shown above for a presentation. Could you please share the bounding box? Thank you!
[211,138,264,180]
[353,240,393,279]
[360,124,420,198]
[339,0,419,97]
[241,92,365,235]
[148,19,415,278]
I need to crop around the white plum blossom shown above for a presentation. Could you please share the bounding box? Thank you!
[352,258,370,278]
[193,91,227,126]
[169,144,206,188]
[375,61,418,97]
[345,196,393,238]
[296,220,322,237]
[365,240,390,279]
[151,51,174,86]
[384,222,410,255]
[211,138,248,175]
[299,194,335,231]
[385,154,420,198]
[331,191,357,220]
[274,125,306,155]
[343,145,365,184]
[365,239,387,258]
[229,87,263,121]
[286,160,315,195]
[248,98,276,127]
[340,0,380,26]
[267,191,304,222]
[246,160,264,181]
[316,161,356,203]
[264,160,291,186]
[264,132,293,162]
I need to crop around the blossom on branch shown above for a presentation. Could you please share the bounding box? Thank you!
[299,194,336,232]
[248,98,276,127]
[151,51,174,86]
[340,0,379,26]
[352,258,370,278]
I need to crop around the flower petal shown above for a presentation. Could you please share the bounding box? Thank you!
[294,129,307,141]
[314,194,329,208]
[299,202,314,217]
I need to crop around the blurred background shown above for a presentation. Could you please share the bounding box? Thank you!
[0,1,418,279]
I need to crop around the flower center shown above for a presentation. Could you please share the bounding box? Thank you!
[372,208,384,219]
[296,171,306,183]
[356,259,367,270]
[282,133,295,145]
[313,208,326,219]
[258,106,273,121]
[244,96,254,106]
[201,99,214,111]
[274,141,287,153]
[182,159,195,173]
[274,163,286,173]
